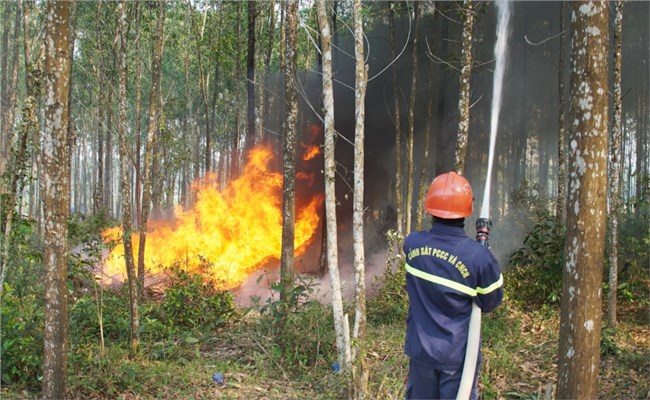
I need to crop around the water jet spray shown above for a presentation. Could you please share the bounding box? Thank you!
[457,1,511,399]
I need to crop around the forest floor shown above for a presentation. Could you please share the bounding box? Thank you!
[3,296,647,400]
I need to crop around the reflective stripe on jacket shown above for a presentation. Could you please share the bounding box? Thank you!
[403,222,503,368]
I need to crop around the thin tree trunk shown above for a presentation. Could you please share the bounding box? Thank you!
[93,1,105,214]
[389,1,403,237]
[104,81,113,214]
[134,0,143,232]
[280,0,298,300]
[189,0,211,173]
[258,0,275,141]
[556,2,609,398]
[0,2,30,288]
[139,0,166,287]
[232,0,242,179]
[635,99,643,215]
[454,0,474,174]
[1,4,21,172]
[116,0,140,356]
[181,3,193,208]
[247,0,257,147]
[316,0,351,373]
[405,1,419,234]
[556,1,567,227]
[42,1,72,397]
[607,0,624,328]
[352,0,368,396]
[416,4,438,231]
[0,3,11,155]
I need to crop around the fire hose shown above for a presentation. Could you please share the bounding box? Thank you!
[456,0,510,397]
[456,218,492,400]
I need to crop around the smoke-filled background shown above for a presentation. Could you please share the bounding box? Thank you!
[269,1,649,271]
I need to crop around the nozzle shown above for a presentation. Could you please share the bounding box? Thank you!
[476,218,492,247]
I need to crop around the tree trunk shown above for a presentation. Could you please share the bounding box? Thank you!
[635,98,644,215]
[316,0,351,372]
[280,0,298,300]
[189,1,211,173]
[138,0,166,286]
[0,2,11,158]
[607,0,624,328]
[247,0,257,147]
[41,1,72,397]
[0,2,30,288]
[134,0,143,231]
[181,3,193,208]
[258,0,275,141]
[556,1,567,227]
[116,0,140,356]
[405,2,420,234]
[232,0,242,179]
[416,4,438,231]
[556,2,608,398]
[389,1,403,237]
[1,4,21,176]
[352,0,368,397]
[454,0,474,174]
[93,1,105,215]
[104,79,113,214]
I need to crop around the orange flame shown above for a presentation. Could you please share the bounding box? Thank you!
[301,144,321,161]
[101,146,322,290]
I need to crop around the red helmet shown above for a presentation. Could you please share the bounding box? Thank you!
[424,171,473,218]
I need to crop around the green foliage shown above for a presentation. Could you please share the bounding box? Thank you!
[600,327,620,356]
[1,216,44,388]
[508,214,564,307]
[69,285,132,345]
[267,302,335,370]
[67,208,112,247]
[367,261,408,325]
[254,274,318,328]
[68,344,153,397]
[1,283,44,389]
[252,275,335,370]
[1,216,42,291]
[367,229,408,325]
[156,267,238,334]
[614,197,650,306]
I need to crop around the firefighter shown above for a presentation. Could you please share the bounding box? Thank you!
[403,171,503,400]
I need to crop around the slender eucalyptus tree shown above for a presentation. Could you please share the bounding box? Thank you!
[607,0,624,328]
[41,0,73,397]
[93,1,106,215]
[352,0,369,396]
[416,3,438,231]
[258,1,276,141]
[316,0,351,372]
[556,2,567,227]
[389,1,403,237]
[116,0,139,355]
[1,0,37,293]
[247,0,257,146]
[405,1,419,233]
[0,3,12,165]
[139,0,166,285]
[454,0,474,174]
[557,2,609,398]
[280,0,298,298]
[134,0,143,228]
[1,4,21,171]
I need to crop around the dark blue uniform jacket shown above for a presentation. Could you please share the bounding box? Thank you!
[403,222,503,368]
